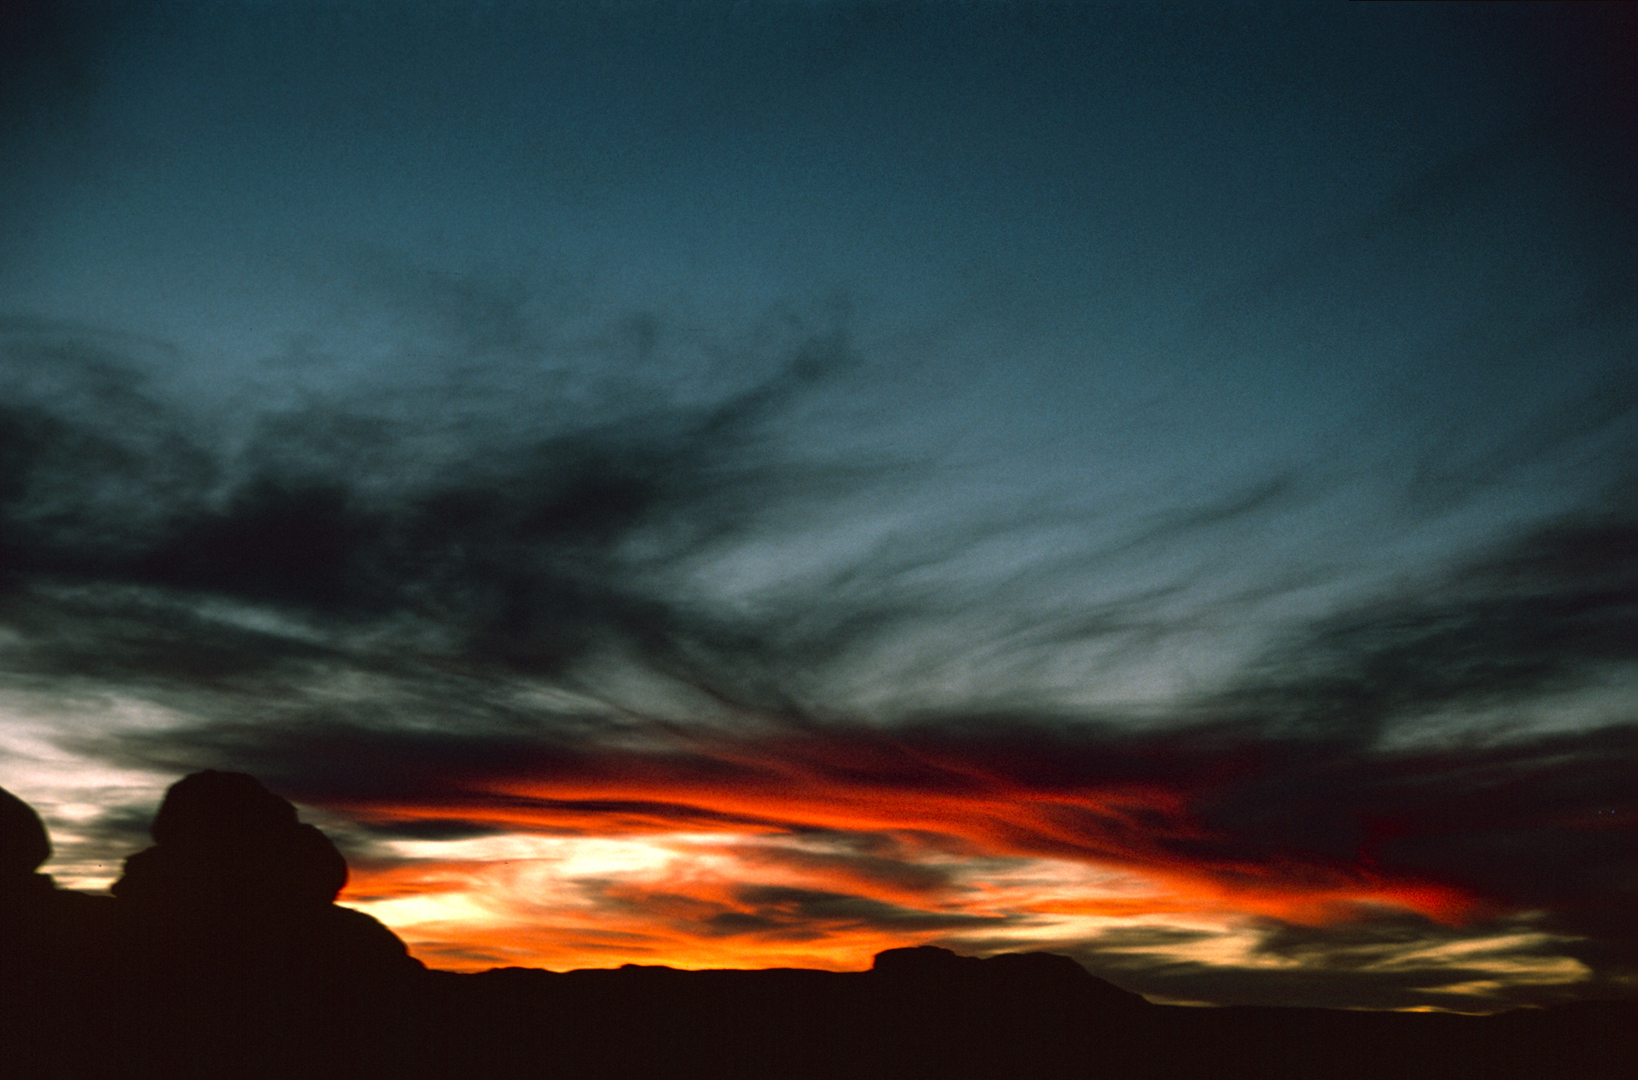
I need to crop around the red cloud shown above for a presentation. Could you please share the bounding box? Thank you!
[332,727,1492,935]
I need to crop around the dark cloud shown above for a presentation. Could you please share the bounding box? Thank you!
[5,270,1630,715]
[1069,925,1218,952]
[55,497,1631,1003]
[941,909,1614,1011]
[712,834,959,899]
[0,312,884,699]
[1215,518,1637,743]
[47,799,152,854]
[577,878,1011,946]
[1160,916,1608,1012]
[710,884,1006,939]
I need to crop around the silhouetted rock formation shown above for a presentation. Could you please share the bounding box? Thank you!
[3,777,1634,1080]
[1,785,51,877]
[857,945,1153,1077]
[2,786,120,1078]
[874,944,1150,1009]
[103,771,424,1078]
[0,784,117,968]
[5,774,421,1079]
[112,770,419,986]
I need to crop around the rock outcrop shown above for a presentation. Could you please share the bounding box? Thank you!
[873,944,1151,1009]
[5,773,421,1079]
[0,784,116,969]
[1,784,52,878]
[111,770,420,986]
[2,786,120,1078]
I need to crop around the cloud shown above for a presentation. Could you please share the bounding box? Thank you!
[597,880,1007,942]
[70,682,1632,999]
[0,310,880,694]
[1045,913,1600,1012]
[2,287,1632,1006]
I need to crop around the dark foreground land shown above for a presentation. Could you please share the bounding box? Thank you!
[4,774,1632,1079]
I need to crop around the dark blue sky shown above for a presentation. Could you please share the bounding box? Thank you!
[1,2,1633,1009]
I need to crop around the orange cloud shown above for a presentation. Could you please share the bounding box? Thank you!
[343,860,499,902]
[326,728,1507,975]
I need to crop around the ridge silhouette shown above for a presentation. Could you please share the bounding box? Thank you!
[2,774,1632,1079]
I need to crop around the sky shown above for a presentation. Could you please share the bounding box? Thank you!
[1,1,1633,1012]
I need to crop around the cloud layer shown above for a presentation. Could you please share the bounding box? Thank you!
[3,318,1628,1006]
[2,3,1634,1012]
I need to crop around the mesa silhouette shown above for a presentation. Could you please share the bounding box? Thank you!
[1,773,1630,1079]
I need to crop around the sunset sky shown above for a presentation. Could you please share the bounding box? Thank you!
[1,2,1633,1012]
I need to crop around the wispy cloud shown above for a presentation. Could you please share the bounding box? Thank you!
[3,288,1632,1007]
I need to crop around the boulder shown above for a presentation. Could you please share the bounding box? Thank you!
[112,770,421,982]
[0,785,116,964]
[0,785,51,880]
[1,787,121,1078]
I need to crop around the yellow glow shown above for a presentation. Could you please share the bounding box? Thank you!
[340,830,1272,974]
